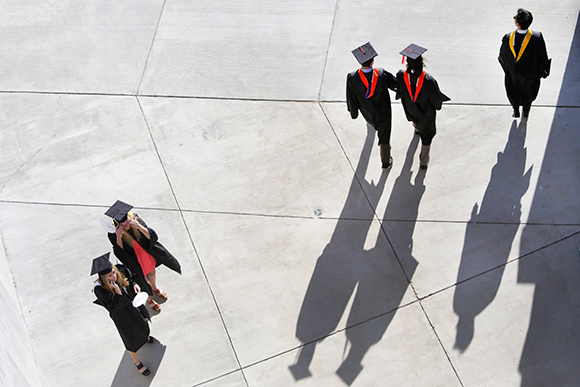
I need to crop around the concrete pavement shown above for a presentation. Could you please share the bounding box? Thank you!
[1,1,579,386]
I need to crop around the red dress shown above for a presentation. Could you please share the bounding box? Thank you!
[133,241,156,276]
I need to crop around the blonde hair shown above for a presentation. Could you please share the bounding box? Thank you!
[97,265,130,296]
[113,212,145,247]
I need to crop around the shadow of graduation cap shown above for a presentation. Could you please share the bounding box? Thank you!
[400,43,427,63]
[352,42,378,65]
[91,252,113,276]
[104,200,133,223]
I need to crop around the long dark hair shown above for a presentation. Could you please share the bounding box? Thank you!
[406,56,425,74]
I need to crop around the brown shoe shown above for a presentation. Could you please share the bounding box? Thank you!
[153,288,168,299]
[147,299,161,311]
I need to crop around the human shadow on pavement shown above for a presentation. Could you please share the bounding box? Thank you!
[289,126,421,385]
[518,11,580,386]
[110,340,166,387]
[452,119,532,352]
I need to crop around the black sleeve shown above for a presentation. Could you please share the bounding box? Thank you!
[498,34,510,73]
[384,70,397,92]
[429,78,451,110]
[537,32,551,78]
[395,71,403,100]
[134,214,159,246]
[94,285,131,312]
[346,74,359,119]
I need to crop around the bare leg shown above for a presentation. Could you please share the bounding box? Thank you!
[146,269,157,292]
[128,351,141,366]
[147,269,167,299]
[129,351,150,375]
[144,272,161,310]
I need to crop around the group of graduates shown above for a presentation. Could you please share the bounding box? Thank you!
[347,8,550,170]
[90,200,181,377]
[87,7,551,380]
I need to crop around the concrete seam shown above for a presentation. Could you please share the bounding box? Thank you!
[136,0,168,95]
[2,200,579,228]
[317,0,340,101]
[1,91,579,110]
[417,299,465,387]
[135,96,250,386]
[417,229,580,302]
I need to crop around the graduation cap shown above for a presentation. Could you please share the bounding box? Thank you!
[400,43,427,63]
[104,200,133,223]
[90,252,113,276]
[352,42,378,65]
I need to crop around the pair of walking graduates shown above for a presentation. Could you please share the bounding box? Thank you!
[347,42,449,171]
[91,200,182,377]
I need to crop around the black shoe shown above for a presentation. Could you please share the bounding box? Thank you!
[523,108,530,117]
[420,164,428,170]
[136,362,151,376]
[512,109,520,118]
[382,157,393,170]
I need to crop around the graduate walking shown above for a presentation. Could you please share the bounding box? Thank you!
[91,253,157,376]
[396,44,450,170]
[347,42,398,170]
[498,8,551,118]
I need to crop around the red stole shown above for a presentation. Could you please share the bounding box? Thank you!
[404,70,425,103]
[358,68,378,99]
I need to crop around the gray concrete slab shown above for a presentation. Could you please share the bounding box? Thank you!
[139,97,374,219]
[245,303,461,386]
[0,231,42,387]
[139,0,336,100]
[1,1,579,386]
[423,234,580,386]
[0,1,163,94]
[182,212,415,367]
[0,94,177,208]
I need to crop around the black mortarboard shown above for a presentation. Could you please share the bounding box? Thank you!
[104,200,133,223]
[352,42,378,65]
[399,44,428,60]
[91,252,113,276]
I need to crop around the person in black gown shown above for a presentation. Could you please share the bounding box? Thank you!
[347,42,398,170]
[92,253,156,376]
[105,200,182,312]
[396,44,450,170]
[498,8,550,118]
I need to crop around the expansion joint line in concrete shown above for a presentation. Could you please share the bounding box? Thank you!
[416,299,465,387]
[136,0,168,96]
[316,0,340,102]
[418,229,580,303]
[135,96,250,386]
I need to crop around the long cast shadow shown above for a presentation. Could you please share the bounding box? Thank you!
[290,126,421,385]
[518,11,580,386]
[110,340,166,387]
[453,119,532,352]
[337,135,422,385]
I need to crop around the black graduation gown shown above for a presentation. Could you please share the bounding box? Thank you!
[107,214,181,296]
[346,68,397,145]
[94,266,150,352]
[395,70,450,145]
[498,30,550,109]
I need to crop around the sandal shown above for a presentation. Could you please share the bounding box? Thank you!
[153,288,168,299]
[148,336,157,344]
[135,362,151,376]
[147,299,161,311]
